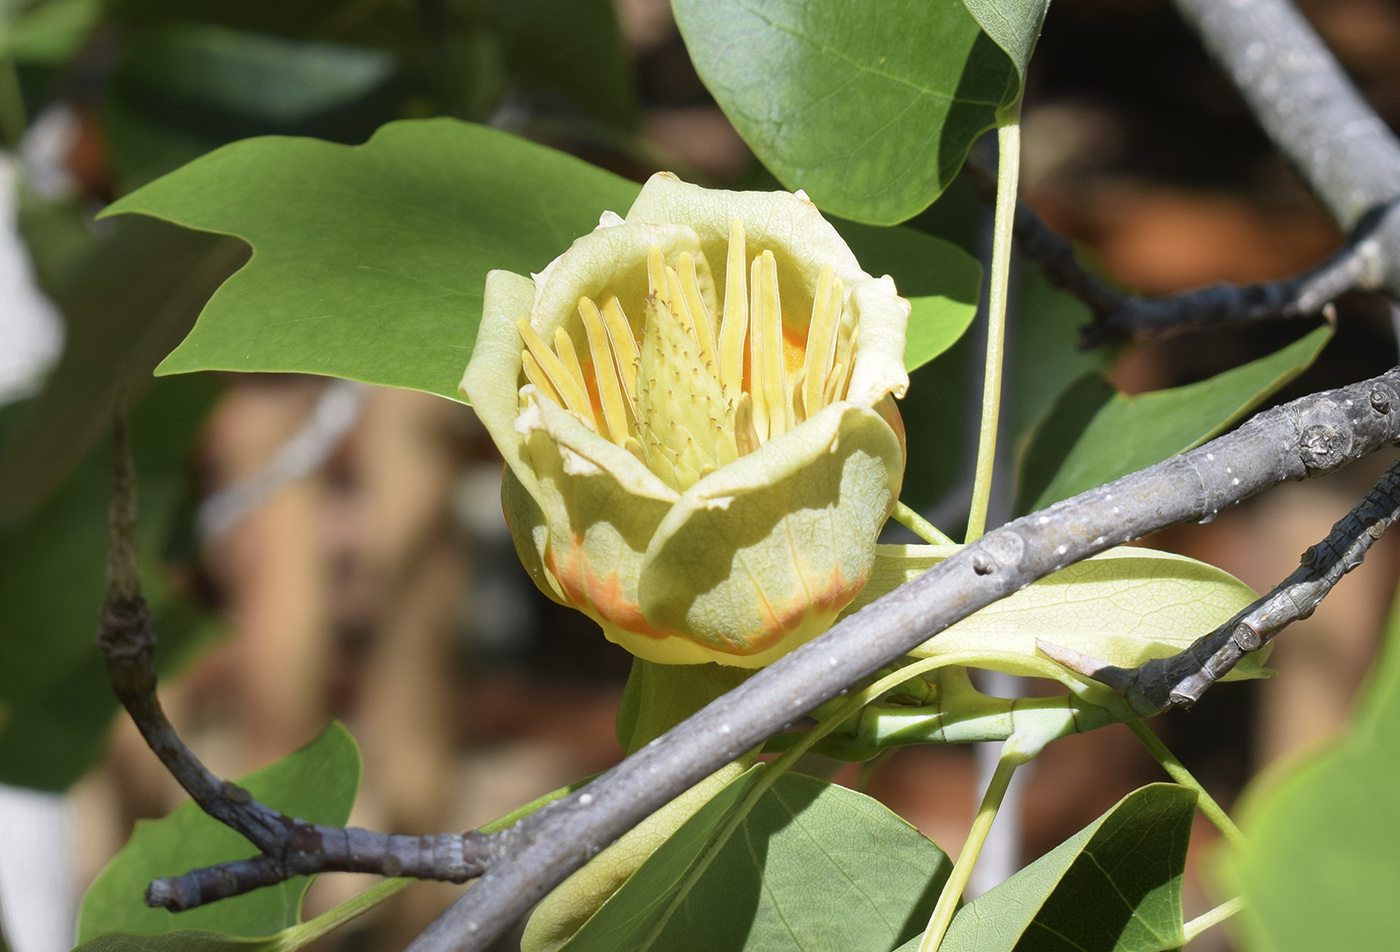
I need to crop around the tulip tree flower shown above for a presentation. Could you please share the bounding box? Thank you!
[462,173,910,667]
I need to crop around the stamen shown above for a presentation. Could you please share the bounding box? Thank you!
[520,349,561,406]
[678,253,718,378]
[553,327,593,423]
[802,266,841,415]
[748,255,769,441]
[718,219,747,400]
[600,295,640,416]
[823,359,846,407]
[757,250,786,438]
[578,297,631,445]
[734,392,761,456]
[791,368,807,424]
[517,318,596,428]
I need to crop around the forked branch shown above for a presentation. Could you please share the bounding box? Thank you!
[98,410,496,912]
[1041,453,1400,714]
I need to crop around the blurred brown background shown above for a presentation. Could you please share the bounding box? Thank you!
[53,1,1400,949]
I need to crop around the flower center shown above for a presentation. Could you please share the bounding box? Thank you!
[518,219,859,491]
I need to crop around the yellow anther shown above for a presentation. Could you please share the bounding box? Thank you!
[719,219,748,401]
[517,318,596,429]
[579,296,631,445]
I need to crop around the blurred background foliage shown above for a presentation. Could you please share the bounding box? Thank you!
[1,0,1399,949]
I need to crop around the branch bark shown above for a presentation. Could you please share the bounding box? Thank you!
[98,410,496,912]
[409,368,1400,952]
[1173,0,1400,299]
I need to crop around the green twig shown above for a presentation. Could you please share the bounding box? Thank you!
[1183,896,1245,943]
[917,736,1032,952]
[893,501,956,544]
[965,116,1021,543]
[1127,719,1246,850]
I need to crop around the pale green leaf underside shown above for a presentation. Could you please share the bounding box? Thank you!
[845,544,1268,680]
[961,0,1050,86]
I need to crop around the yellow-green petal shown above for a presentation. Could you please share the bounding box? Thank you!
[635,402,904,667]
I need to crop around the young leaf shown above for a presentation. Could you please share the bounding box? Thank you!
[903,783,1196,952]
[101,119,642,402]
[78,722,361,941]
[1017,324,1332,514]
[671,0,1018,225]
[844,545,1268,683]
[1222,587,1400,951]
[561,769,952,952]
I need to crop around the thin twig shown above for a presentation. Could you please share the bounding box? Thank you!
[98,405,495,912]
[1040,453,1400,715]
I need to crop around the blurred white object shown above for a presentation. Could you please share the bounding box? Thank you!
[0,784,76,952]
[0,152,64,407]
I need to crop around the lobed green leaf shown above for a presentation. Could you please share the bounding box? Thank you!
[78,723,362,941]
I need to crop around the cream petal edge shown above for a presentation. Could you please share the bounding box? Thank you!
[626,172,866,286]
[461,268,536,476]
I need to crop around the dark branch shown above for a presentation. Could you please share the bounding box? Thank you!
[1041,452,1400,714]
[407,368,1400,952]
[97,408,496,912]
[965,158,1392,347]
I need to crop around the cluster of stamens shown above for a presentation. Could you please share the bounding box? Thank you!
[518,220,859,491]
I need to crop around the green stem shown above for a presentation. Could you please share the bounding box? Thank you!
[893,501,956,544]
[917,743,1022,952]
[1127,719,1246,850]
[965,116,1021,544]
[1182,896,1245,944]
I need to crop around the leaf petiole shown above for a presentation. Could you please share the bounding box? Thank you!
[892,501,957,544]
[1127,718,1246,850]
[965,112,1021,543]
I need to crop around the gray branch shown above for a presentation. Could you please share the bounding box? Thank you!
[1174,0,1400,298]
[407,368,1400,952]
[1041,452,1400,714]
